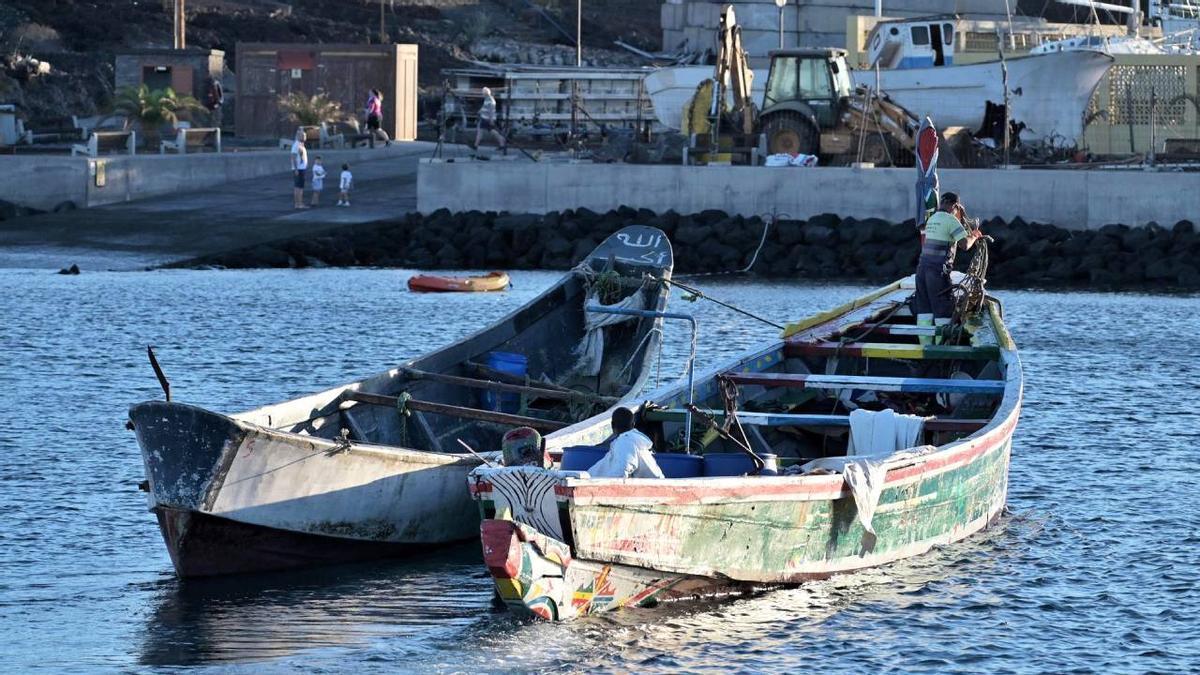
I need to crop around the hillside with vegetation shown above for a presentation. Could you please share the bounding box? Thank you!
[0,0,661,123]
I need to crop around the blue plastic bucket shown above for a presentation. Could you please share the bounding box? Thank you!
[482,351,527,412]
[560,445,607,472]
[654,453,703,478]
[703,453,779,477]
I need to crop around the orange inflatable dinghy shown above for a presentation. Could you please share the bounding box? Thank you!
[407,271,510,293]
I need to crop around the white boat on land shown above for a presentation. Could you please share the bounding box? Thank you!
[643,16,1112,146]
[642,65,765,131]
[129,226,674,577]
[854,17,1113,145]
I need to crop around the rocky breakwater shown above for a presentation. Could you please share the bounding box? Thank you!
[176,208,1200,290]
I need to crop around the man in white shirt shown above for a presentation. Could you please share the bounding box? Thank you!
[587,407,664,479]
[290,128,308,209]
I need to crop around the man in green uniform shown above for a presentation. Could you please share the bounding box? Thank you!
[914,192,980,343]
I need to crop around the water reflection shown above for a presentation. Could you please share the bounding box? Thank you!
[139,545,493,666]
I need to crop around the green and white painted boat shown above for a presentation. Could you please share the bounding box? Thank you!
[470,275,1021,620]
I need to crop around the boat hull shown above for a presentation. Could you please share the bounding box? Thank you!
[155,507,436,577]
[133,401,483,577]
[477,423,1012,620]
[852,50,1113,144]
[646,51,1112,144]
[133,225,675,577]
[408,272,510,293]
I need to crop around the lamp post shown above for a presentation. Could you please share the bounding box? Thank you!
[775,0,787,49]
[577,0,582,66]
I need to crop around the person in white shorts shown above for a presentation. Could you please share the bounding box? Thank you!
[338,163,353,207]
[310,156,326,207]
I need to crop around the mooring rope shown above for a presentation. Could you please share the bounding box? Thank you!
[674,211,778,280]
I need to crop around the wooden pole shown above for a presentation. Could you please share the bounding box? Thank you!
[344,391,568,432]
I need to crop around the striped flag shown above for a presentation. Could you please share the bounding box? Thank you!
[915,117,939,233]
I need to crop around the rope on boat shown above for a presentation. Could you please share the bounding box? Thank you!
[673,212,777,280]
[953,235,992,324]
[662,276,786,330]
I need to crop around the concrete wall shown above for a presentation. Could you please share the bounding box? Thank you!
[0,144,418,212]
[417,161,1200,230]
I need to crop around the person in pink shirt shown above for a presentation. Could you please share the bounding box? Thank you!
[364,89,391,148]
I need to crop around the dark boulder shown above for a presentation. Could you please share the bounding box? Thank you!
[808,213,840,230]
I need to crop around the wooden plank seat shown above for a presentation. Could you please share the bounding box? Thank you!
[784,342,1000,360]
[724,372,1006,394]
[828,324,940,339]
[642,408,989,432]
[71,130,136,157]
[160,127,221,154]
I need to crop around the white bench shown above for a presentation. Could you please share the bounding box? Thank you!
[73,114,127,140]
[160,127,221,154]
[71,130,137,157]
[277,123,345,150]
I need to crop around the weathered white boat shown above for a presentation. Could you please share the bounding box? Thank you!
[642,65,766,132]
[471,273,1022,620]
[853,17,1113,144]
[644,16,1112,145]
[130,226,674,577]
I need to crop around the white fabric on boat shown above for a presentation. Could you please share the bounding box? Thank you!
[800,409,931,535]
[573,286,645,377]
[587,430,665,479]
[847,408,928,455]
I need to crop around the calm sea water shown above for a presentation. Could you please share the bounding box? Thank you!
[1,267,1197,673]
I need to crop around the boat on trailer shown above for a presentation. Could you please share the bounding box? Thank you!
[471,275,1021,620]
[129,226,674,577]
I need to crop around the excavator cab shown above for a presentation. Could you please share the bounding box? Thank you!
[760,48,854,156]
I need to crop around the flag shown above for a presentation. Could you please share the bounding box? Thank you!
[915,117,939,232]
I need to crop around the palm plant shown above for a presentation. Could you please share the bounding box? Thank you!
[111,84,204,146]
[278,92,344,127]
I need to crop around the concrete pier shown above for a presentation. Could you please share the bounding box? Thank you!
[0,143,440,213]
[0,142,469,270]
[417,161,1200,231]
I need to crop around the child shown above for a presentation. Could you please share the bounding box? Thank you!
[338,163,353,206]
[310,156,326,207]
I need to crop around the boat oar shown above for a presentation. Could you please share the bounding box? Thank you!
[146,346,171,402]
[456,438,498,468]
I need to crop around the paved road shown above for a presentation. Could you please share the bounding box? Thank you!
[0,141,474,271]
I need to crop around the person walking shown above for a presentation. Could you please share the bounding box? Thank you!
[290,128,309,209]
[913,192,980,343]
[204,76,224,128]
[474,86,506,154]
[364,89,391,148]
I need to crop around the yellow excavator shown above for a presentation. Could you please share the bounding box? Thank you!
[683,5,922,166]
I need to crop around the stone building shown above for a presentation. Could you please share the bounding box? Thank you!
[113,48,225,101]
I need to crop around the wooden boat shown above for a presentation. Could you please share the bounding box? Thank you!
[408,271,510,293]
[129,226,674,577]
[470,275,1021,620]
